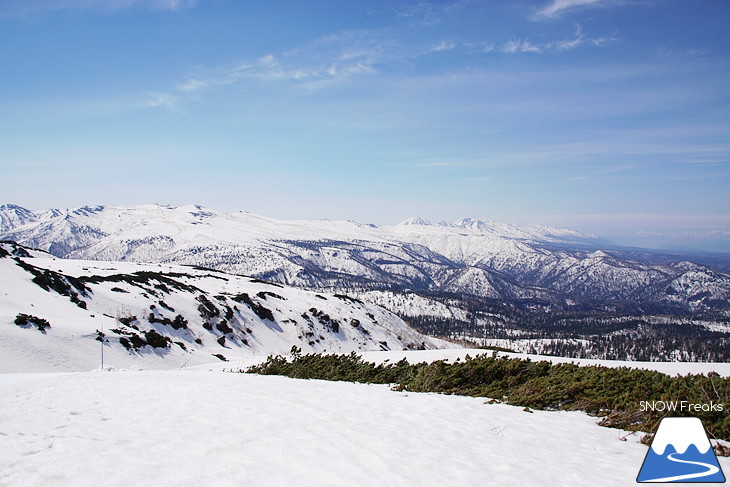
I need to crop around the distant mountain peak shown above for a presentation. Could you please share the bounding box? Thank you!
[0,203,38,231]
[453,217,493,229]
[1,203,29,211]
[398,217,434,226]
[72,205,105,216]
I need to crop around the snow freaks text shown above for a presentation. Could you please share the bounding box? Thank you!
[640,401,724,413]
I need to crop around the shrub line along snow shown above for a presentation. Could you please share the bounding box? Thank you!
[245,349,730,448]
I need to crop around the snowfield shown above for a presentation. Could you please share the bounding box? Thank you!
[2,238,729,486]
[0,241,444,373]
[5,366,727,487]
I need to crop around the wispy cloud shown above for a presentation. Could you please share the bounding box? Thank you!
[502,25,616,54]
[134,38,390,112]
[502,38,543,54]
[177,78,212,93]
[34,1,619,120]
[428,40,458,53]
[144,91,181,111]
[555,25,618,50]
[152,0,195,11]
[127,4,619,112]
[531,0,621,20]
[391,0,475,27]
[0,0,196,19]
[172,49,378,99]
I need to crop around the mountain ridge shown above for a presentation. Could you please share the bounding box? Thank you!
[2,203,729,316]
[1,203,605,243]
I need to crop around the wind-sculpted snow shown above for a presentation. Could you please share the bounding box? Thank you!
[1,203,730,314]
[0,242,441,372]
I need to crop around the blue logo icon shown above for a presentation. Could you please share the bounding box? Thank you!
[637,417,726,483]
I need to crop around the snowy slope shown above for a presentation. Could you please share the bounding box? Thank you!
[2,203,730,313]
[3,369,728,487]
[0,242,443,373]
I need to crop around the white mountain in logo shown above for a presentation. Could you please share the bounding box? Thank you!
[651,417,712,455]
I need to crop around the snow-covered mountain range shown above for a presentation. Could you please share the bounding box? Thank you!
[0,240,440,372]
[2,203,729,315]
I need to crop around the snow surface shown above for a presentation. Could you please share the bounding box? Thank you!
[4,368,727,487]
[0,242,445,373]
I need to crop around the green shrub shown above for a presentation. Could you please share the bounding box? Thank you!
[256,291,286,301]
[216,320,233,334]
[197,294,220,319]
[172,314,188,330]
[117,315,137,326]
[14,313,51,332]
[143,329,170,348]
[245,352,730,442]
[232,293,274,321]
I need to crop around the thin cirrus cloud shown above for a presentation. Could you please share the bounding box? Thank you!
[391,0,476,27]
[531,0,622,20]
[150,23,615,111]
[173,51,377,96]
[149,30,397,108]
[144,91,182,111]
[0,0,196,18]
[152,3,618,106]
[428,40,459,53]
[502,25,616,54]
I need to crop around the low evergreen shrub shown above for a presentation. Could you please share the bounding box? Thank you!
[245,352,730,442]
[14,313,51,332]
[232,293,274,321]
[143,329,170,348]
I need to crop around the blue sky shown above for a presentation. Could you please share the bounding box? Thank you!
[1,0,729,250]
